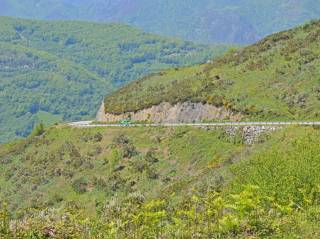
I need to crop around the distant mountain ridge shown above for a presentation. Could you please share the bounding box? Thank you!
[1,0,320,44]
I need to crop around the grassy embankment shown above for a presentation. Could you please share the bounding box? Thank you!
[104,20,320,122]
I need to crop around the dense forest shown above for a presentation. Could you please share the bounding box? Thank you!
[0,16,228,143]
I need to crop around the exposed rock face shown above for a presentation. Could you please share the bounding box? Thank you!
[225,126,278,145]
[97,102,243,123]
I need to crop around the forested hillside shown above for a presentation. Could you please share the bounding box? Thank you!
[1,0,320,44]
[0,17,227,143]
[104,20,320,121]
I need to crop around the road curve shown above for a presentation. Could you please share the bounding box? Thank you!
[68,121,320,128]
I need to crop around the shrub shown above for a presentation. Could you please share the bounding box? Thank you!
[93,132,103,142]
[72,177,88,194]
[107,173,126,192]
[122,143,138,158]
[145,149,159,163]
[146,166,159,180]
[29,123,45,138]
[113,134,138,158]
[113,134,130,145]
[131,156,147,173]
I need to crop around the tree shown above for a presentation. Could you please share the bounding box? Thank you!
[29,123,45,138]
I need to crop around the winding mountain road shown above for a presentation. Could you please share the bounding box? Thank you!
[68,121,320,128]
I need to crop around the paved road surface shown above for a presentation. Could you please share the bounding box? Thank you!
[68,121,320,128]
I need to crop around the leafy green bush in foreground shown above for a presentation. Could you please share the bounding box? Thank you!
[1,183,320,238]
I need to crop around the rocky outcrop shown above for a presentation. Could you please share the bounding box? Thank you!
[225,126,278,145]
[97,102,243,123]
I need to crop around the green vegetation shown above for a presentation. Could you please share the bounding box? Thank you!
[1,0,320,44]
[28,123,45,138]
[105,20,320,121]
[0,126,244,216]
[1,124,320,237]
[0,16,228,143]
[1,6,320,239]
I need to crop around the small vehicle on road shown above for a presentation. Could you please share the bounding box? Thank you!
[120,119,132,126]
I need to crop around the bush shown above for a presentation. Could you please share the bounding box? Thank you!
[72,177,88,194]
[113,134,138,158]
[93,132,103,142]
[146,166,159,180]
[145,149,159,163]
[29,123,45,138]
[131,157,147,173]
[113,134,130,145]
[122,143,138,158]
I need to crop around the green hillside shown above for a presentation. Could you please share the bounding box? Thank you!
[0,126,244,215]
[1,0,320,44]
[104,20,320,121]
[1,124,320,237]
[0,42,110,142]
[2,9,320,239]
[0,16,228,143]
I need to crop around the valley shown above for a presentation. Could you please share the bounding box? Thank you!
[0,16,227,143]
[1,2,320,238]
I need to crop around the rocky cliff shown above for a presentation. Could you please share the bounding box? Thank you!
[97,101,242,123]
